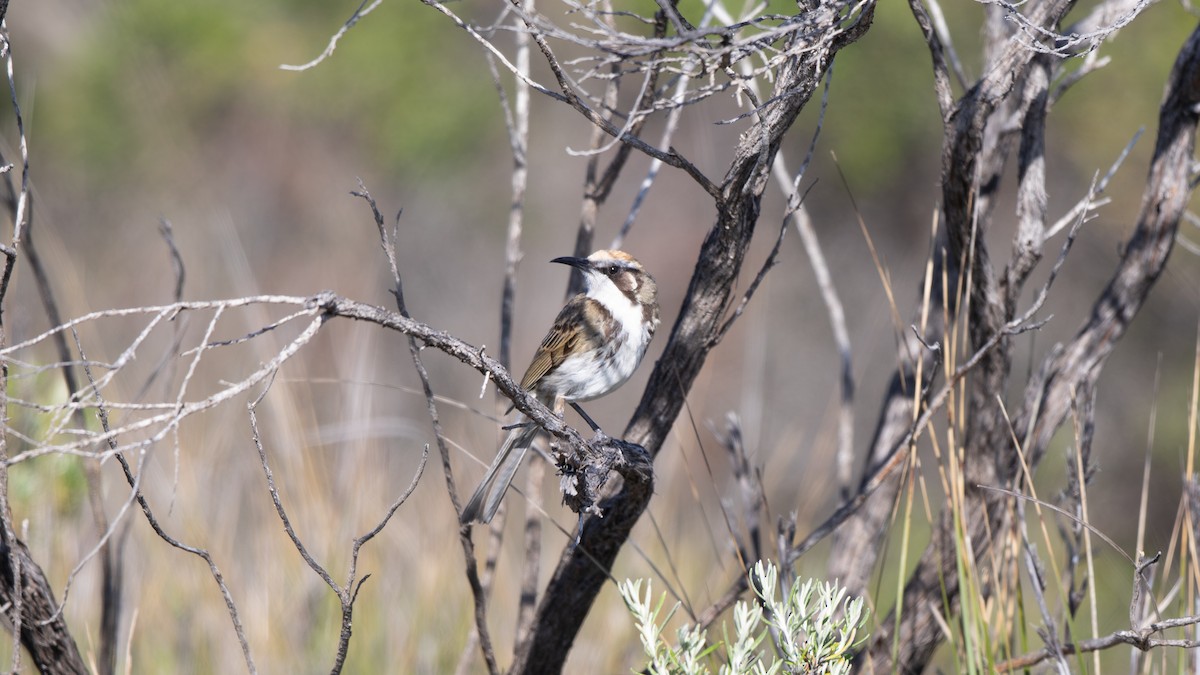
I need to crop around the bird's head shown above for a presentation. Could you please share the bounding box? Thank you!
[552,250,658,312]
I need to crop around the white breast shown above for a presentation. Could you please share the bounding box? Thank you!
[538,278,653,402]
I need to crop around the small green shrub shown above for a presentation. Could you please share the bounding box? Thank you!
[619,561,869,674]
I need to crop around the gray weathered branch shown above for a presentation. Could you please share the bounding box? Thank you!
[863,20,1200,672]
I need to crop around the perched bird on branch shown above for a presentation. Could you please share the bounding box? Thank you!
[461,249,660,524]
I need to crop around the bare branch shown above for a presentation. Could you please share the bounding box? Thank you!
[908,0,955,120]
[509,3,876,667]
[866,20,1200,671]
[981,0,1153,58]
[0,23,90,674]
[1016,498,1072,675]
[83,363,257,674]
[248,377,428,674]
[279,0,385,71]
[996,606,1200,672]
[353,186,502,674]
[248,381,338,591]
[421,0,878,200]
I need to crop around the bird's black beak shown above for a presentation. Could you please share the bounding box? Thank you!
[551,256,591,271]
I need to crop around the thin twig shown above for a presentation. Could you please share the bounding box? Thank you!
[1016,498,1071,674]
[82,351,257,674]
[279,0,385,71]
[420,0,721,198]
[0,24,44,672]
[506,0,542,652]
[981,486,1133,564]
[248,378,427,674]
[995,613,1200,672]
[352,185,502,674]
[694,268,1059,629]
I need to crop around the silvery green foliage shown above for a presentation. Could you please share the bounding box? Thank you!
[750,561,867,674]
[619,578,709,675]
[619,561,869,674]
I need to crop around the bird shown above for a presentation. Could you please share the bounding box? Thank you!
[460,249,660,525]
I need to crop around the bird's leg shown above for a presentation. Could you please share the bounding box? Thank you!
[501,420,538,431]
[569,402,603,433]
[547,396,568,463]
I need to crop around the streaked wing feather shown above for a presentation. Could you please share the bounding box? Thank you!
[520,297,587,389]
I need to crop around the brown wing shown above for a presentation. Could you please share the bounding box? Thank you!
[520,295,590,390]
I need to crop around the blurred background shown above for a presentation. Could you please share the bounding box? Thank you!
[3,0,1200,671]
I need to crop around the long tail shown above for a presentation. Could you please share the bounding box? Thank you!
[461,418,539,524]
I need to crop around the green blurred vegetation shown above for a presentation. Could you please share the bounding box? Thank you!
[34,0,496,183]
[1053,3,1196,172]
[808,0,949,191]
[6,372,87,518]
[23,0,1197,200]
[793,0,1196,193]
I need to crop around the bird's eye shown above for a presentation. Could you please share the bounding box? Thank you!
[606,265,619,275]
